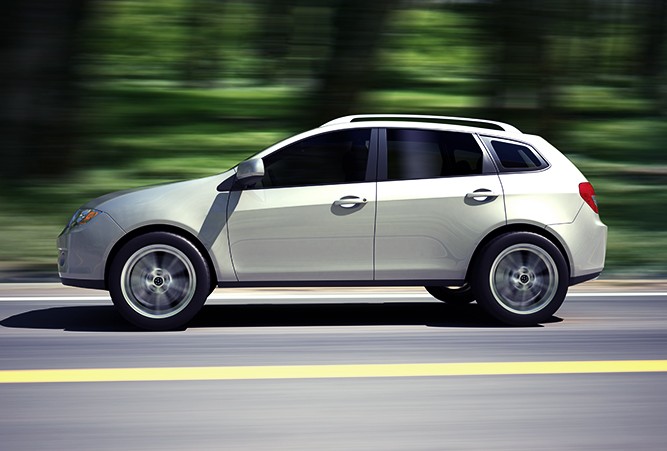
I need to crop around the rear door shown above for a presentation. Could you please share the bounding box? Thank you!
[374,127,506,281]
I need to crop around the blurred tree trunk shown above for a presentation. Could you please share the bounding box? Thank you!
[181,0,226,87]
[256,0,294,84]
[0,0,88,184]
[602,1,628,76]
[563,0,592,83]
[482,0,558,135]
[638,0,667,114]
[483,0,516,113]
[308,0,398,126]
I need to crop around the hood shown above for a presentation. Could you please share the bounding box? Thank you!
[83,170,235,231]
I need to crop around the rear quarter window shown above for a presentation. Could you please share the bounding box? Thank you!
[482,137,548,171]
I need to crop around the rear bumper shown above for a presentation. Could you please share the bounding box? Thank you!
[547,205,607,279]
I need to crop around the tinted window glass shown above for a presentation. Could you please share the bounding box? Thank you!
[386,129,483,180]
[491,140,543,169]
[258,129,371,188]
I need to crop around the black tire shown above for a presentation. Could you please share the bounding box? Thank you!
[108,232,211,330]
[471,232,568,326]
[425,284,475,305]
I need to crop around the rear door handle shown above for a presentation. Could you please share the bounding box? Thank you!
[465,189,500,201]
[334,196,367,208]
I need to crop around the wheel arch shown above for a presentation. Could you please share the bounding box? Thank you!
[465,224,572,282]
[104,224,218,292]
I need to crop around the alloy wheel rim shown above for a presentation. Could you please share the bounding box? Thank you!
[489,243,558,315]
[120,244,196,319]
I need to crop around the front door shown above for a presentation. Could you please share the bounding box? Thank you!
[227,128,377,281]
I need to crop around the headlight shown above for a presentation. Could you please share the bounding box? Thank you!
[66,208,102,230]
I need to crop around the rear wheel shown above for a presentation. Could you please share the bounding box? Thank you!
[109,232,211,330]
[472,232,568,326]
[425,284,475,305]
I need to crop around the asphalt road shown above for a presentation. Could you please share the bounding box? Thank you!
[1,285,667,450]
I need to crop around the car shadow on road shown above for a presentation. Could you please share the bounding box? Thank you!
[1,302,561,332]
[1,305,137,332]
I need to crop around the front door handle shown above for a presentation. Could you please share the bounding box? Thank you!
[334,196,367,208]
[465,189,500,201]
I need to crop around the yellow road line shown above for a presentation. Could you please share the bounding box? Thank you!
[2,360,667,384]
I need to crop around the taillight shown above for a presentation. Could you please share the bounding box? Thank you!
[579,182,599,214]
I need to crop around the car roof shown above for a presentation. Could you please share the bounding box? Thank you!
[250,114,525,161]
[321,114,522,135]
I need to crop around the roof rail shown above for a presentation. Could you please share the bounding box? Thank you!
[321,114,521,134]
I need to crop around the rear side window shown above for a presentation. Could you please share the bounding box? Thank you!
[385,129,484,181]
[484,138,547,171]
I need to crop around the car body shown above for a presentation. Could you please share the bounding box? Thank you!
[58,114,607,329]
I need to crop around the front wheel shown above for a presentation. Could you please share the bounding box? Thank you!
[108,232,211,330]
[471,232,568,326]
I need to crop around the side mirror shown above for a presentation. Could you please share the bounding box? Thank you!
[236,158,264,187]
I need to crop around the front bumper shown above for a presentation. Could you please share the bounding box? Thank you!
[57,212,126,286]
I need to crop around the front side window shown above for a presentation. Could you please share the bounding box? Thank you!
[258,129,371,188]
[386,129,484,181]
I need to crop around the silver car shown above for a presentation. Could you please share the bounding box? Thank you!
[58,115,607,329]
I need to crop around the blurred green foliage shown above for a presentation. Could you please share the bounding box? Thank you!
[1,0,666,277]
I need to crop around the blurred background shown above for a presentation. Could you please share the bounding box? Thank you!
[1,0,666,279]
